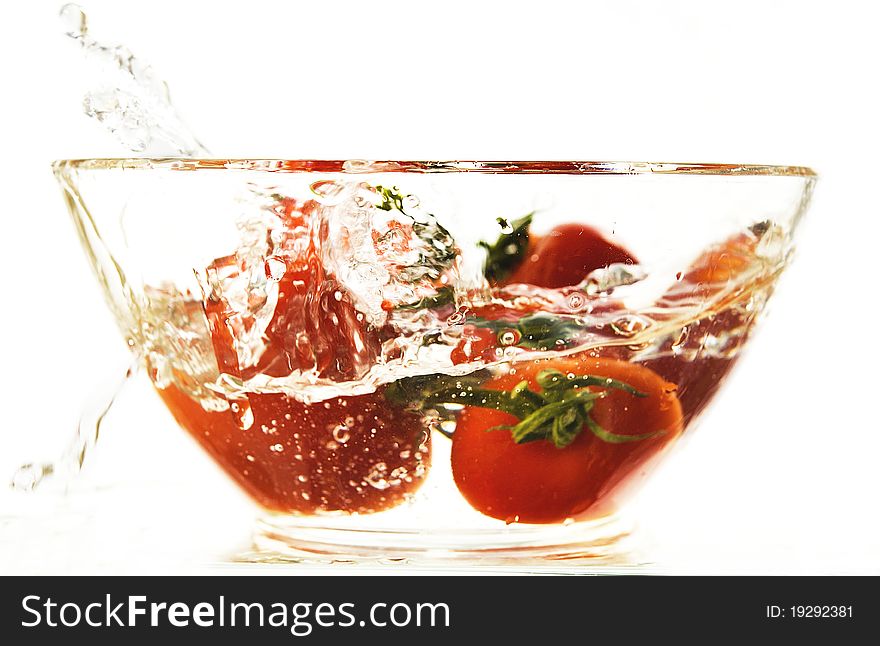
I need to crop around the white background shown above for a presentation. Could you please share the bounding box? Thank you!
[1,0,878,573]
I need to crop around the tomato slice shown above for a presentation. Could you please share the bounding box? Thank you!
[450,356,683,523]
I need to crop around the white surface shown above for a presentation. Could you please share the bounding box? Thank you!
[1,0,879,574]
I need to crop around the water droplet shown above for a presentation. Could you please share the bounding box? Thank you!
[269,443,284,453]
[60,3,87,40]
[671,326,689,352]
[230,397,254,430]
[364,462,391,490]
[332,423,351,444]
[498,328,521,346]
[567,292,586,310]
[585,263,646,295]
[610,314,652,338]
[10,463,51,493]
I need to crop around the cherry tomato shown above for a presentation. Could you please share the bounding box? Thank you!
[504,224,638,289]
[644,229,763,425]
[174,197,424,514]
[157,384,430,514]
[450,356,682,523]
[252,199,381,381]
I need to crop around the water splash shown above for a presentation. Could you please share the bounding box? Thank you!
[59,3,209,156]
[9,362,138,492]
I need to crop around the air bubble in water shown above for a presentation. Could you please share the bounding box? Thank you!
[332,423,351,444]
[498,329,521,346]
[364,462,391,490]
[567,292,586,311]
[229,396,254,430]
[610,314,653,338]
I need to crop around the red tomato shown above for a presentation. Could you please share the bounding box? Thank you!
[644,230,762,425]
[450,356,683,523]
[252,199,381,381]
[157,384,430,514]
[504,224,637,289]
[172,197,424,515]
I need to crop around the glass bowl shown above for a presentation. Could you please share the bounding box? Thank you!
[52,159,815,567]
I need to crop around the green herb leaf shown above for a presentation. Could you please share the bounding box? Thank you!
[374,185,408,213]
[384,372,490,408]
[479,213,534,283]
[395,287,454,311]
[409,367,654,449]
[585,415,663,444]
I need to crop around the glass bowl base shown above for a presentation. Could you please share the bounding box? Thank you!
[238,513,646,572]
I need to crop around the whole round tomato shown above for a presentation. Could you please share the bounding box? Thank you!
[450,355,682,523]
[503,223,638,289]
[157,384,430,514]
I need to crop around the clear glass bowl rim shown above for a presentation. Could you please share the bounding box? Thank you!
[51,159,817,177]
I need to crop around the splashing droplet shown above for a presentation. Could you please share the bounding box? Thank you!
[60,3,87,39]
[9,362,138,492]
[60,4,209,156]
